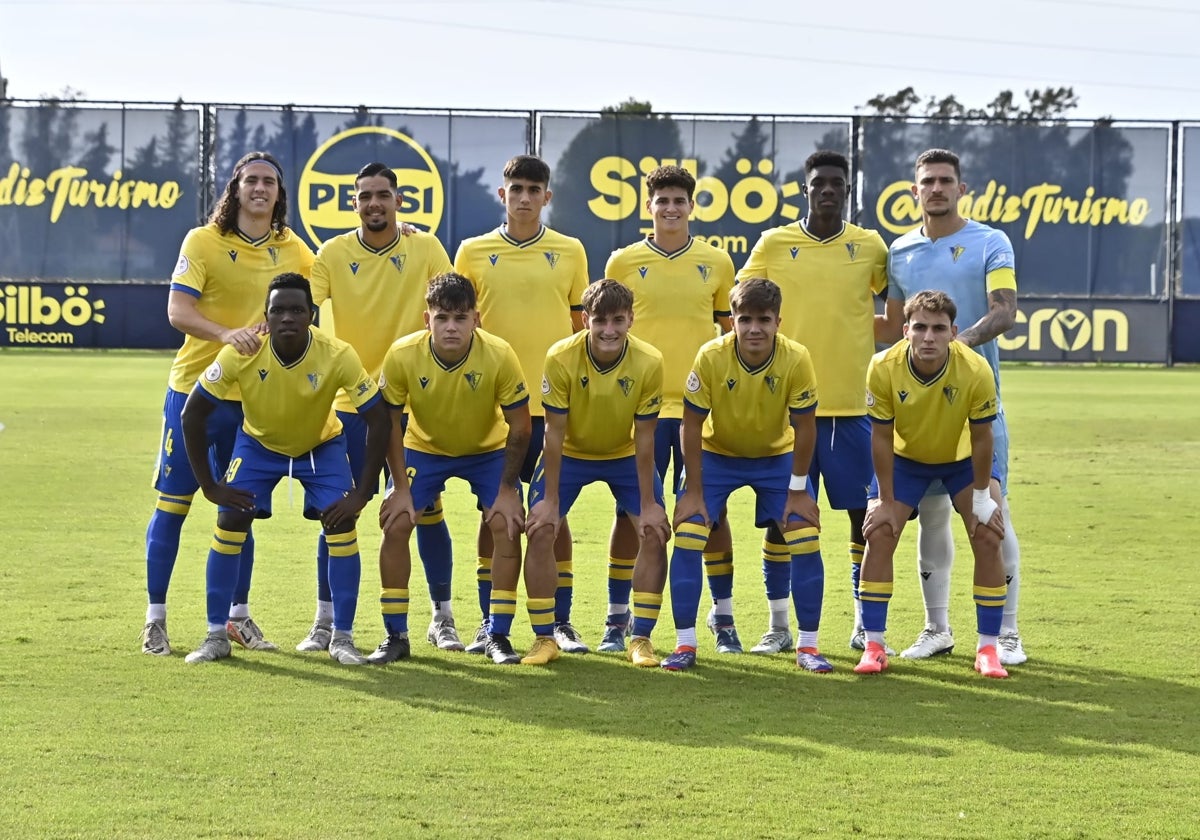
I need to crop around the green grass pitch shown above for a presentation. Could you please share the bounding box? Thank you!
[0,350,1197,839]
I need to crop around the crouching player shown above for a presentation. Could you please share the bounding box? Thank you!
[372,273,535,665]
[855,290,1008,679]
[526,280,671,667]
[663,278,829,673]
[181,273,389,665]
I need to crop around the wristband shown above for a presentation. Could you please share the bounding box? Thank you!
[788,474,806,492]
[972,487,998,522]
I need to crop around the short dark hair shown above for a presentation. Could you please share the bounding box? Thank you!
[645,165,696,200]
[503,155,551,185]
[356,162,398,189]
[267,272,314,310]
[904,289,957,324]
[804,150,849,177]
[426,272,477,312]
[582,279,634,318]
[915,148,961,180]
[729,278,782,316]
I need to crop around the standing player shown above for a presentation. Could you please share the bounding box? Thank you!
[453,155,588,654]
[662,279,829,673]
[373,273,533,665]
[855,290,1008,679]
[181,274,388,666]
[526,280,671,667]
[301,162,460,655]
[884,148,1025,666]
[602,165,735,654]
[738,150,890,655]
[141,152,313,656]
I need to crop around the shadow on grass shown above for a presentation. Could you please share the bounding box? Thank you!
[212,644,1200,760]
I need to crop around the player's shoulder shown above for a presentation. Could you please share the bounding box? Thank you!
[889,226,926,252]
[387,329,429,355]
[688,236,736,266]
[605,238,649,270]
[696,331,735,360]
[309,325,356,355]
[475,328,518,356]
[951,340,993,373]
[872,339,910,367]
[456,227,504,253]
[753,222,802,248]
[540,225,586,251]
[775,334,813,363]
[181,223,225,248]
[547,330,588,359]
[626,332,664,362]
[844,222,888,249]
[963,219,1015,251]
[314,229,358,255]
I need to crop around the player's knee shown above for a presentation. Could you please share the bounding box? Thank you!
[216,510,253,532]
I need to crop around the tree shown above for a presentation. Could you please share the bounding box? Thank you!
[863,86,1080,122]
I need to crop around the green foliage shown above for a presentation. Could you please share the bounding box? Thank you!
[0,352,1197,839]
[864,86,1080,122]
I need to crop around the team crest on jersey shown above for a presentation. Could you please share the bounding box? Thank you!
[865,390,875,408]
[951,245,966,263]
[464,371,482,391]
[686,371,701,393]
[638,266,649,279]
[349,262,361,275]
[789,247,800,260]
[697,265,711,282]
[845,243,860,261]
[726,378,736,391]
[764,374,779,394]
[488,254,499,266]
[390,255,406,273]
[544,251,560,269]
[203,361,222,382]
[172,255,189,277]
[541,376,551,395]
[617,376,634,397]
[898,389,909,403]
[307,372,322,390]
[943,385,959,404]
[257,368,268,381]
[419,376,429,389]
[268,247,280,265]
[579,375,589,389]
[227,250,238,263]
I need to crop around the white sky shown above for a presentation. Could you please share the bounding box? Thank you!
[2,0,1198,121]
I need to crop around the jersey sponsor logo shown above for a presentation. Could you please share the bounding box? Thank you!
[203,361,222,382]
[764,374,779,394]
[390,255,406,273]
[227,250,238,262]
[298,126,444,247]
[349,262,360,275]
[686,371,701,393]
[173,255,190,277]
[998,307,1130,353]
[488,254,499,266]
[617,376,634,396]
[696,264,711,282]
[307,372,322,390]
[798,390,812,403]
[464,370,482,390]
[951,245,965,263]
[544,251,560,269]
[638,266,649,279]
[647,395,662,409]
[541,375,551,395]
[845,243,860,261]
[419,376,430,389]
[898,389,909,402]
[515,381,526,394]
[257,368,268,381]
[943,385,959,404]
[356,381,371,396]
[725,378,736,391]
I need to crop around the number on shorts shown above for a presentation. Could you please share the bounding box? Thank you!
[224,457,243,483]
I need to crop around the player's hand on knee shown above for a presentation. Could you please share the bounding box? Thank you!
[526,499,560,540]
[671,490,710,530]
[488,486,526,540]
[863,501,898,540]
[379,492,416,533]
[205,483,255,513]
[321,490,367,531]
[638,503,671,546]
[784,492,821,531]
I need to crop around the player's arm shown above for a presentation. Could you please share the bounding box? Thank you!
[378,406,416,532]
[168,290,265,356]
[633,415,670,543]
[527,409,566,538]
[673,405,710,528]
[180,385,254,511]
[958,263,1018,348]
[968,419,1004,537]
[782,409,820,529]
[490,402,532,539]
[323,398,391,531]
[863,419,901,539]
[879,297,906,344]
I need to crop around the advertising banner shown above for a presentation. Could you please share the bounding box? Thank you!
[538,114,851,275]
[0,103,202,282]
[1180,124,1200,299]
[0,281,177,349]
[212,108,531,256]
[997,297,1168,363]
[859,120,1170,298]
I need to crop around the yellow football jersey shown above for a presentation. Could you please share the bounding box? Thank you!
[866,340,998,464]
[380,328,529,457]
[168,223,315,397]
[311,229,452,412]
[684,333,818,459]
[453,225,587,417]
[605,236,734,419]
[738,221,886,416]
[198,326,378,458]
[542,331,664,460]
